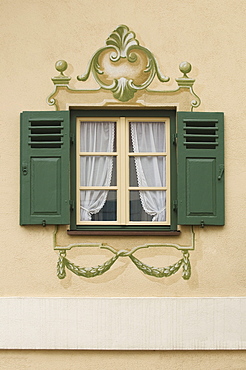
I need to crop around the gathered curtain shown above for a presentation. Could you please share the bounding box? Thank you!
[130,122,166,221]
[80,122,115,221]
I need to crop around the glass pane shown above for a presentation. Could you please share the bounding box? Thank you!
[129,122,166,152]
[129,156,166,187]
[80,190,117,221]
[80,156,116,186]
[130,190,166,222]
[129,157,138,186]
[80,121,116,152]
[130,191,152,221]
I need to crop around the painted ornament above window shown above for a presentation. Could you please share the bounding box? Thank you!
[48,24,200,109]
[77,24,170,102]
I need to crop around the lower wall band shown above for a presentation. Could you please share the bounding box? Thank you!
[0,297,245,350]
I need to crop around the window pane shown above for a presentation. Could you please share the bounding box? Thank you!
[80,190,116,221]
[130,191,152,221]
[129,157,138,187]
[80,121,116,152]
[130,190,166,222]
[80,156,116,186]
[129,122,166,152]
[129,156,166,187]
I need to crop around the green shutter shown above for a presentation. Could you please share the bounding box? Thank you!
[20,111,70,225]
[177,112,224,226]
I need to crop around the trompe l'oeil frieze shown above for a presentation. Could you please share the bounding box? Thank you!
[47,25,201,109]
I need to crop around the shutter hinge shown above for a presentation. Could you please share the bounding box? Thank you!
[200,220,205,228]
[173,200,178,212]
[22,162,28,175]
[70,133,75,144]
[218,164,224,180]
[69,200,75,211]
[173,133,178,146]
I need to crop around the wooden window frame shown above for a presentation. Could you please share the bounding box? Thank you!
[76,116,170,226]
[69,109,178,234]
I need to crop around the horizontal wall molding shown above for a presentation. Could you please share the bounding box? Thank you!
[0,297,245,350]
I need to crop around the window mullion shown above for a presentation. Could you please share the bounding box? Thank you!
[125,118,130,224]
[118,117,125,224]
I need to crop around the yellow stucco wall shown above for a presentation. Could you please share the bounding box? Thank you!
[1,0,246,367]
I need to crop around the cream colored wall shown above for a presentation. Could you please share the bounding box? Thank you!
[1,0,246,367]
[0,350,246,370]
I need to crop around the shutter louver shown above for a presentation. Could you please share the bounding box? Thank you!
[177,112,224,226]
[20,111,70,225]
[29,119,64,148]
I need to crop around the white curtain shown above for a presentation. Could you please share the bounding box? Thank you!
[130,122,166,221]
[80,121,115,221]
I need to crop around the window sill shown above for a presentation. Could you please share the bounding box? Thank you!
[67,230,181,236]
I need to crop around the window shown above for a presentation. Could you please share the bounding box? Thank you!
[70,110,177,233]
[20,110,224,231]
[75,114,171,226]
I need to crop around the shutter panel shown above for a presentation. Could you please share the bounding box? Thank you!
[20,111,70,225]
[177,112,224,226]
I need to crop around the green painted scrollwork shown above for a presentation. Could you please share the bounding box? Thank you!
[129,255,183,278]
[56,240,193,281]
[56,248,123,279]
[62,253,119,278]
[77,25,170,102]
[106,25,138,60]
[57,250,66,279]
[129,249,191,279]
[182,251,191,280]
[48,26,201,109]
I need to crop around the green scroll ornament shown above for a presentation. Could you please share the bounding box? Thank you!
[56,243,193,281]
[48,25,201,109]
[77,25,170,102]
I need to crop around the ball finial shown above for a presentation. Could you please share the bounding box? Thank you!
[55,60,68,75]
[179,61,192,77]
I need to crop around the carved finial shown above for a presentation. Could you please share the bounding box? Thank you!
[52,60,71,85]
[55,60,68,76]
[176,61,195,88]
[179,61,192,78]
